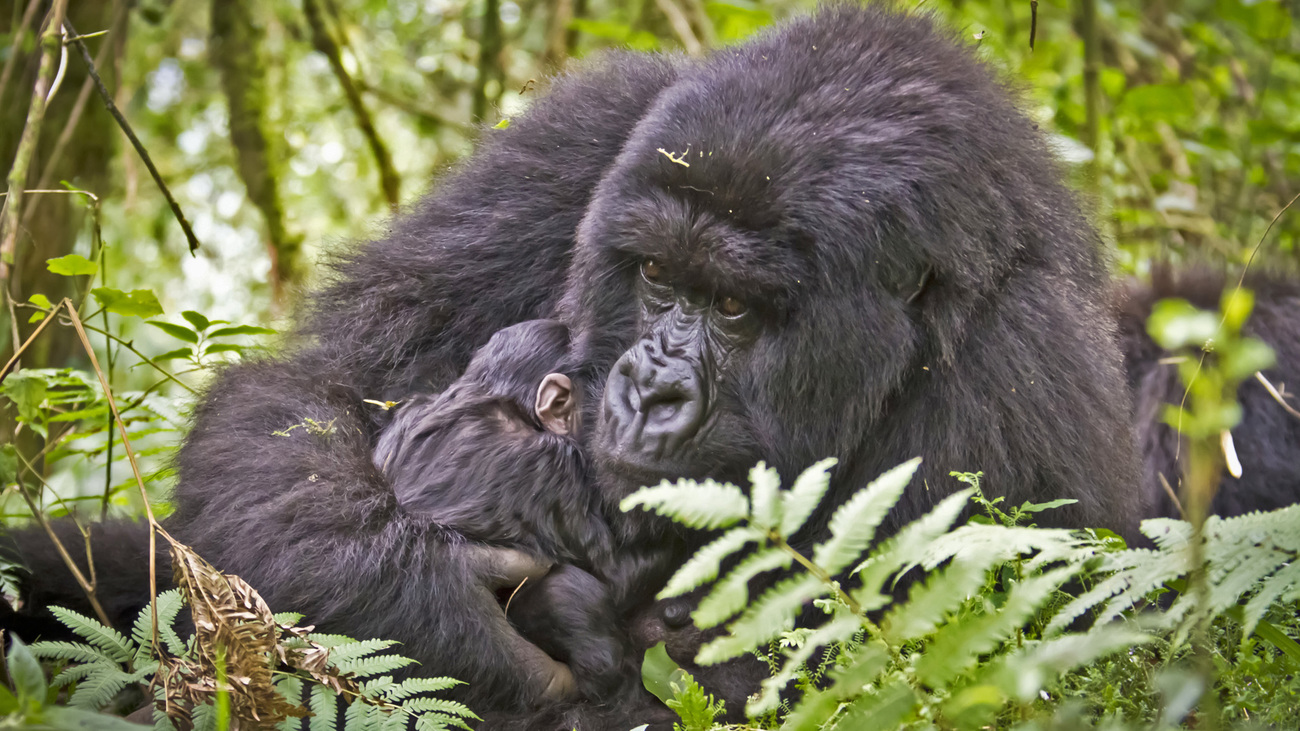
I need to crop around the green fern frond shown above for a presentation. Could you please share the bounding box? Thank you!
[130,589,187,657]
[779,457,837,536]
[812,458,920,576]
[48,605,133,663]
[332,654,416,678]
[308,683,338,731]
[28,639,111,665]
[748,613,862,717]
[324,638,400,664]
[620,478,749,529]
[659,526,761,600]
[380,677,464,701]
[67,665,135,710]
[696,574,824,664]
[691,547,791,629]
[748,462,783,530]
[879,559,990,645]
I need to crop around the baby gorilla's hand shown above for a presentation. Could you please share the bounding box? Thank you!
[506,564,631,700]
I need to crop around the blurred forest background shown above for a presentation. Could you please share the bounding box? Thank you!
[0,0,1297,515]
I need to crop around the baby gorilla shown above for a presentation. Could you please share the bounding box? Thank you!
[372,319,627,700]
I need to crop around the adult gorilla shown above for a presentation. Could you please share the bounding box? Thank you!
[7,4,1142,729]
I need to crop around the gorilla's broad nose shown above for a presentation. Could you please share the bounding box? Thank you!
[603,339,705,460]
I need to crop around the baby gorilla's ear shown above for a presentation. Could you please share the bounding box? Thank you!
[535,373,574,434]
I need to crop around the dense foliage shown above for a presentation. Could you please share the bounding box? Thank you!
[1,0,1298,729]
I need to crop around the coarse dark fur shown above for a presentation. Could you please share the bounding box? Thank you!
[372,319,632,701]
[1116,265,1300,518]
[6,5,1150,729]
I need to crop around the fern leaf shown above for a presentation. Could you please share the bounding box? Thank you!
[68,665,133,710]
[326,638,400,664]
[851,488,974,602]
[29,640,110,665]
[400,696,479,718]
[748,613,862,716]
[131,589,187,657]
[782,643,891,731]
[880,559,989,645]
[49,662,97,688]
[659,527,761,599]
[692,547,791,629]
[989,626,1153,702]
[334,653,416,678]
[621,478,749,530]
[696,574,824,665]
[748,462,783,531]
[307,633,361,648]
[49,605,133,663]
[813,458,921,576]
[1046,549,1186,635]
[309,683,338,731]
[379,677,464,701]
[835,679,918,731]
[920,524,1092,572]
[915,566,1072,687]
[780,458,837,537]
[1245,560,1300,635]
[276,675,306,731]
[275,611,306,625]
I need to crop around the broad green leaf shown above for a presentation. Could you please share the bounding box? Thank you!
[44,705,153,729]
[780,458,837,536]
[153,347,194,362]
[203,343,245,355]
[181,310,211,332]
[208,324,277,337]
[90,288,164,319]
[641,643,690,705]
[1017,498,1078,514]
[28,293,53,309]
[1,370,48,424]
[7,636,47,701]
[146,320,199,344]
[46,254,98,277]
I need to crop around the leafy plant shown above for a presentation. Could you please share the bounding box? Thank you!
[26,588,475,731]
[624,460,1145,729]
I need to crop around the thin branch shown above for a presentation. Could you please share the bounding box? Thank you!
[0,0,72,293]
[64,18,201,255]
[655,0,702,55]
[302,0,401,208]
[1255,371,1300,421]
[0,0,41,107]
[1079,0,1100,185]
[25,0,130,228]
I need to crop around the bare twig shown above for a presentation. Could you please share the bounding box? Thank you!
[655,0,702,55]
[683,0,715,48]
[0,0,72,293]
[0,0,42,106]
[25,0,130,228]
[64,19,201,254]
[303,0,400,208]
[1157,472,1184,519]
[1029,0,1039,50]
[1255,371,1300,421]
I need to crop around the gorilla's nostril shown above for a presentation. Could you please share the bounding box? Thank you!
[661,600,691,628]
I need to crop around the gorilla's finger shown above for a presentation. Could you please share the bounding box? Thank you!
[468,545,554,590]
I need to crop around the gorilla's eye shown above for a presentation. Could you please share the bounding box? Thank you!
[718,296,748,318]
[640,260,666,285]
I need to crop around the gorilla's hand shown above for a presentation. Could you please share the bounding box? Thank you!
[464,546,578,704]
[508,564,630,700]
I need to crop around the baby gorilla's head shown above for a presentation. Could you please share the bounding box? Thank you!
[374,320,598,561]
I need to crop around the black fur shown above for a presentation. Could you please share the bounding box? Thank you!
[6,6,1154,728]
[1117,265,1300,518]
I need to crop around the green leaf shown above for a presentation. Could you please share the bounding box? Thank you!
[641,643,687,704]
[28,293,53,309]
[208,325,277,338]
[153,347,194,362]
[43,705,153,729]
[0,444,17,485]
[7,636,47,701]
[46,254,98,277]
[835,679,918,731]
[146,320,199,344]
[1,370,48,423]
[748,462,782,530]
[780,458,836,536]
[1017,498,1078,514]
[493,118,510,129]
[181,310,211,332]
[621,478,749,530]
[90,288,164,319]
[696,575,824,664]
[48,606,133,663]
[693,548,791,629]
[659,526,760,599]
[812,458,920,575]
[1147,298,1217,350]
[202,343,245,355]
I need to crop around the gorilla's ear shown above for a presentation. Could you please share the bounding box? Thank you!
[535,373,574,434]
